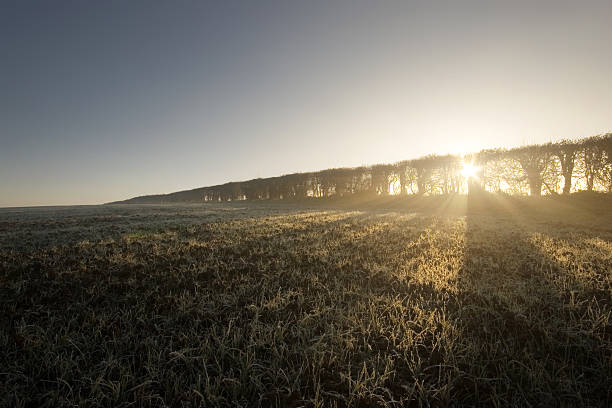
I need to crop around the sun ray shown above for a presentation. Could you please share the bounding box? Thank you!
[460,162,481,179]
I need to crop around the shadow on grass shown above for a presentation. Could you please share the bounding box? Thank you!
[1,196,611,406]
[454,192,612,406]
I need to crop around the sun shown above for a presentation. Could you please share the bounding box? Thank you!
[460,162,480,179]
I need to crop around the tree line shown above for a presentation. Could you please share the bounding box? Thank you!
[119,134,612,204]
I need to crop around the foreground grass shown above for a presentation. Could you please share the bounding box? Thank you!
[1,196,611,407]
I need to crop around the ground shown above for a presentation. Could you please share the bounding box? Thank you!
[1,195,611,407]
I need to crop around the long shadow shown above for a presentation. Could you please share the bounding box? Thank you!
[456,192,612,406]
[3,197,610,406]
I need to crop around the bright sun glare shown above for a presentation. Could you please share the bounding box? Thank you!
[460,162,480,179]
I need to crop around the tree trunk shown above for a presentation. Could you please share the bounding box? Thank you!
[417,179,425,195]
[562,173,572,194]
[467,178,482,195]
[586,174,594,192]
[399,173,407,195]
[528,174,542,196]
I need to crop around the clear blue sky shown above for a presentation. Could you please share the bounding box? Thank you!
[1,0,611,206]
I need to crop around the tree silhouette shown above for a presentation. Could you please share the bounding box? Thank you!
[117,134,612,204]
[551,140,578,194]
[508,144,553,196]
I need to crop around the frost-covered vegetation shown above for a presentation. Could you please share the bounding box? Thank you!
[1,195,611,407]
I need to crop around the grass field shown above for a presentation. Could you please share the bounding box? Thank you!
[1,195,611,407]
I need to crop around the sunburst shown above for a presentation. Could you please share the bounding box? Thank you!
[460,162,480,179]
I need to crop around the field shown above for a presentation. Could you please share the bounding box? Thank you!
[1,195,611,407]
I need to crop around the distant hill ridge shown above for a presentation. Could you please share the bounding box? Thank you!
[111,133,612,204]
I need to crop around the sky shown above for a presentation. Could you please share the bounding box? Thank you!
[1,0,611,207]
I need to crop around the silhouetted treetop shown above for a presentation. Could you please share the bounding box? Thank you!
[114,133,612,204]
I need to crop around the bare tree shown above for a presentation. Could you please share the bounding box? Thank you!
[578,137,607,192]
[411,157,434,195]
[370,164,393,195]
[509,144,553,196]
[395,161,409,195]
[600,134,612,192]
[183,134,612,204]
[551,140,578,194]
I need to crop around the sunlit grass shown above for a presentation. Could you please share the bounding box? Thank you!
[0,197,610,406]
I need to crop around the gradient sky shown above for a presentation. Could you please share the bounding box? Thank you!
[1,1,611,206]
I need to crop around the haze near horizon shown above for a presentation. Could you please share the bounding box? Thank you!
[2,0,611,207]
